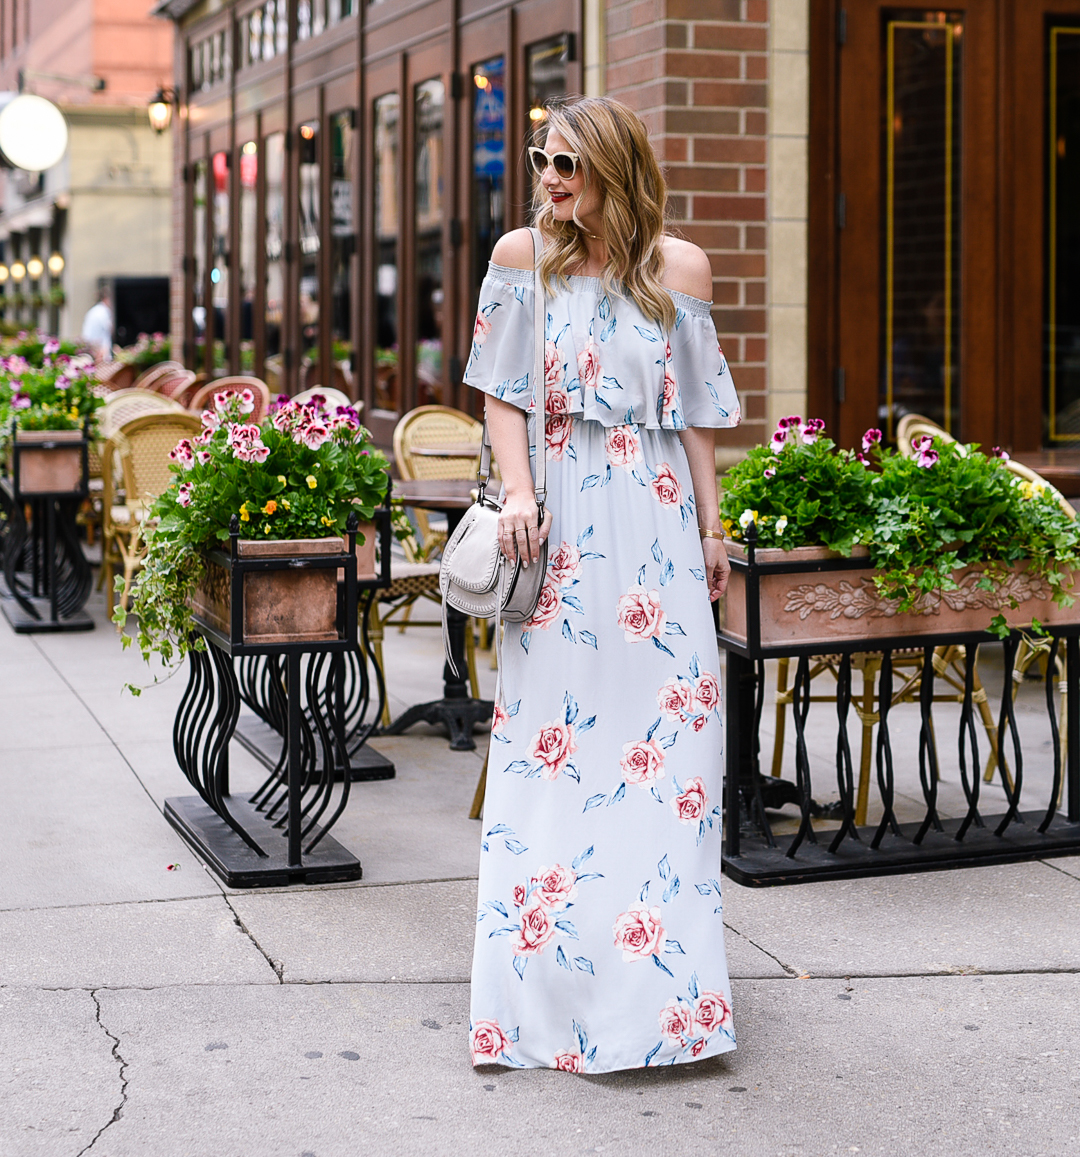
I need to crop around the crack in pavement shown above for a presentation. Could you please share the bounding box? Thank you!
[723,920,802,977]
[77,989,130,1156]
[221,894,284,982]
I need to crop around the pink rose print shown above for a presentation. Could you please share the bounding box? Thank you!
[694,671,721,714]
[693,991,733,1036]
[690,1038,708,1058]
[545,413,573,461]
[616,585,666,643]
[512,898,558,955]
[473,312,492,345]
[529,720,578,781]
[691,715,708,733]
[657,677,695,723]
[545,341,563,389]
[546,384,570,415]
[620,738,666,788]
[661,366,678,418]
[649,463,683,508]
[547,542,582,587]
[470,1019,512,1064]
[658,998,694,1045]
[613,904,667,961]
[553,1050,584,1073]
[491,701,509,733]
[528,577,563,630]
[533,864,578,910]
[604,425,643,472]
[671,777,708,825]
[512,881,527,909]
[577,341,601,391]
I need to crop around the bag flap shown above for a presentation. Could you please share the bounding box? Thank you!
[442,502,502,593]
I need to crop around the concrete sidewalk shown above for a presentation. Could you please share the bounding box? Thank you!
[2,586,1079,1157]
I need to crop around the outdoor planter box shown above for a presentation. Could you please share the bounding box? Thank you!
[10,428,88,497]
[719,540,1080,653]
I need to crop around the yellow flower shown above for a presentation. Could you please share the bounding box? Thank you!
[262,500,277,515]
[776,515,789,535]
[262,522,272,535]
[281,499,291,511]
[1018,481,1034,500]
[239,502,251,522]
[306,475,318,489]
[277,475,287,485]
[320,515,334,528]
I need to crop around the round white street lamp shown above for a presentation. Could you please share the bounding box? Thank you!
[0,94,68,172]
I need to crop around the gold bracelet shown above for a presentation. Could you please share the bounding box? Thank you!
[699,527,726,542]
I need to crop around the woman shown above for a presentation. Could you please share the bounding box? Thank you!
[464,97,740,1073]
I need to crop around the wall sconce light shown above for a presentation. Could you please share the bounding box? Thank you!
[26,256,44,279]
[47,251,64,275]
[10,261,27,281]
[0,265,9,283]
[148,87,176,135]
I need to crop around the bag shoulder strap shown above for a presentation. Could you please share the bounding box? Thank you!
[477,228,546,509]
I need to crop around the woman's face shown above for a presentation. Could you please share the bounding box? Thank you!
[540,129,603,230]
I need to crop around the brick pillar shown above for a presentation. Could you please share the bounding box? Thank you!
[606,0,768,449]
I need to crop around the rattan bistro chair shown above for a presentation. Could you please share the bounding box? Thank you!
[102,412,202,612]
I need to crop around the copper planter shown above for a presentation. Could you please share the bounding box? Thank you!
[12,429,87,496]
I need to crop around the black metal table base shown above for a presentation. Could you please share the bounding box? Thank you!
[1,593,93,633]
[234,713,395,782]
[384,696,494,751]
[165,794,361,888]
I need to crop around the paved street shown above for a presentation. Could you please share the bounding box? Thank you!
[3,587,1080,1157]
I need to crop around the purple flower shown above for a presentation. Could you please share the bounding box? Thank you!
[764,467,776,479]
[991,446,1010,461]
[861,428,882,453]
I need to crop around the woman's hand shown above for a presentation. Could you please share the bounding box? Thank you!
[702,537,730,602]
[498,490,553,567]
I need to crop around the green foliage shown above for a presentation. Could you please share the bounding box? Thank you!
[0,334,103,445]
[113,391,392,682]
[721,418,1080,618]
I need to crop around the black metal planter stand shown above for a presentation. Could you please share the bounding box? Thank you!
[720,533,1080,886]
[165,513,385,888]
[0,429,93,633]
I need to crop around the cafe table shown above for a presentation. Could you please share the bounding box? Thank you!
[385,478,493,750]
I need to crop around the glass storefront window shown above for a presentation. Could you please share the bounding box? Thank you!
[239,141,258,373]
[373,92,400,413]
[415,78,445,407]
[211,150,230,373]
[264,132,285,384]
[192,159,207,368]
[526,34,571,130]
[879,11,963,440]
[298,121,320,384]
[472,57,505,299]
[1045,22,1080,442]
[330,110,354,385]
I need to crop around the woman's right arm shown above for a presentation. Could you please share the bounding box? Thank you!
[486,395,552,568]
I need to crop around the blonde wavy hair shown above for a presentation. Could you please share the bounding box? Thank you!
[532,97,676,330]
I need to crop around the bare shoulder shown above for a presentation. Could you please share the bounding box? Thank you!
[490,228,536,270]
[660,235,713,302]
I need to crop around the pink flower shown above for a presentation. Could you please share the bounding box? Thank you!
[227,423,270,463]
[200,409,221,432]
[512,882,527,909]
[272,401,301,432]
[298,422,331,450]
[616,586,666,642]
[604,425,642,471]
[553,1050,584,1073]
[213,390,234,412]
[693,990,733,1036]
[661,365,678,418]
[691,714,708,733]
[547,542,582,587]
[527,577,563,630]
[529,720,577,781]
[169,438,194,468]
[991,446,1010,461]
[769,428,788,453]
[531,864,578,910]
[659,997,694,1044]
[491,702,508,733]
[862,427,882,452]
[577,341,601,391]
[545,413,573,461]
[649,463,683,507]
[612,904,666,960]
[470,1019,512,1064]
[671,776,709,824]
[237,388,255,414]
[473,312,492,345]
[764,467,776,479]
[545,384,570,416]
[511,899,557,955]
[43,339,60,355]
[544,340,563,389]
[620,738,666,788]
[196,450,211,465]
[657,676,695,723]
[915,436,939,469]
[802,418,825,445]
[176,482,194,508]
[694,671,721,714]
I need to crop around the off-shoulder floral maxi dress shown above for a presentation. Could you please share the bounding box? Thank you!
[463,263,742,1074]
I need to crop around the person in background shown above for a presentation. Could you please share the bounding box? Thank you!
[81,286,113,360]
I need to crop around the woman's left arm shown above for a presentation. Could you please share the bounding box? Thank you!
[678,426,730,601]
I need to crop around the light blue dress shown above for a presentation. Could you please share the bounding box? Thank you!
[463,263,742,1074]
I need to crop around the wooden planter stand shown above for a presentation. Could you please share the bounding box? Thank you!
[0,426,93,633]
[165,513,390,888]
[719,527,1080,886]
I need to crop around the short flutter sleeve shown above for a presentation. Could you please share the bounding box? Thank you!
[462,263,537,413]
[666,291,742,429]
